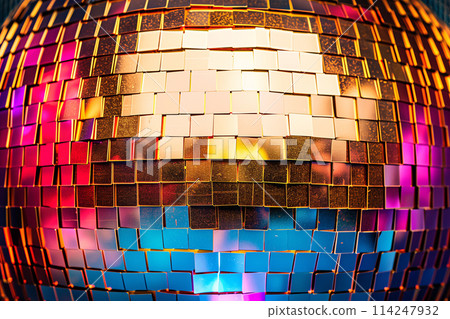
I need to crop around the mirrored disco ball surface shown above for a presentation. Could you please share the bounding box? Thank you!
[0,0,449,301]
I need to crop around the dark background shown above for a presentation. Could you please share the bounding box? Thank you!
[1,0,21,25]
[422,0,450,26]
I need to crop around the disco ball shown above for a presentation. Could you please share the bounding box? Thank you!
[0,0,449,301]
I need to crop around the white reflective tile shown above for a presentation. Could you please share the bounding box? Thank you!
[209,51,233,70]
[159,30,183,50]
[269,70,292,93]
[184,49,209,70]
[311,95,334,117]
[161,51,185,70]
[316,73,340,96]
[288,114,313,136]
[233,29,257,48]
[182,30,208,49]
[191,70,216,92]
[259,91,284,114]
[154,92,179,114]
[231,91,258,113]
[335,96,356,119]
[312,117,335,138]
[164,114,191,136]
[292,73,317,95]
[242,71,269,91]
[205,91,230,113]
[255,28,270,48]
[142,71,166,93]
[334,118,357,140]
[262,114,288,136]
[238,114,262,137]
[123,93,154,116]
[138,52,161,72]
[357,98,378,120]
[208,28,234,48]
[158,136,184,159]
[213,114,238,136]
[283,94,310,114]
[216,70,242,91]
[254,49,278,70]
[278,51,301,72]
[293,33,320,53]
[180,91,204,114]
[270,29,293,50]
[165,70,190,92]
[299,52,323,73]
[233,51,254,70]
[190,114,213,137]
[139,114,162,137]
[137,31,160,52]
